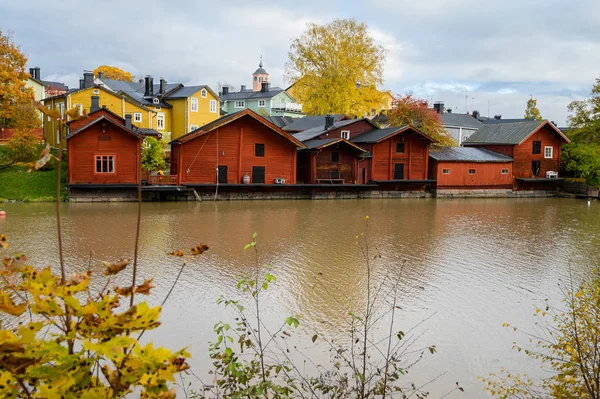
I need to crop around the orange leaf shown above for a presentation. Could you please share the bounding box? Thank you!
[103,259,129,275]
[190,244,209,256]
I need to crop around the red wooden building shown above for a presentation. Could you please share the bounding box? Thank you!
[66,108,149,185]
[170,109,305,185]
[462,120,570,190]
[296,138,368,184]
[428,147,513,191]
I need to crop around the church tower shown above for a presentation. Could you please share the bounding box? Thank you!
[252,56,269,92]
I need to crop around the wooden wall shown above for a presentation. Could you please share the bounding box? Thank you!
[370,133,429,180]
[67,123,140,184]
[513,125,563,178]
[429,160,513,188]
[315,120,374,140]
[314,146,356,183]
[178,117,297,184]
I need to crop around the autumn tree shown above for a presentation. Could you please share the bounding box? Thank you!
[387,94,455,147]
[141,137,166,171]
[286,19,387,117]
[6,99,41,162]
[0,29,33,123]
[93,65,134,82]
[524,98,543,120]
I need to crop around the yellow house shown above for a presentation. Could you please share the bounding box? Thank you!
[162,86,220,138]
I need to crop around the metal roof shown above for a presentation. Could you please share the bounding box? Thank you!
[283,114,347,132]
[292,119,361,142]
[429,147,513,162]
[263,116,297,128]
[163,85,218,99]
[350,127,404,143]
[302,138,367,152]
[254,67,268,75]
[441,113,484,129]
[462,120,545,145]
[220,88,285,101]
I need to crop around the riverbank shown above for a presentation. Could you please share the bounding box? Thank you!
[0,164,67,202]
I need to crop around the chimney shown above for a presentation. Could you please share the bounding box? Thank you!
[79,79,85,89]
[472,110,480,119]
[144,75,154,97]
[98,71,104,79]
[494,114,502,120]
[433,101,444,114]
[30,67,40,80]
[83,71,94,88]
[447,108,453,113]
[159,78,166,94]
[222,86,229,95]
[240,85,246,92]
[125,114,133,130]
[325,114,335,130]
[90,95,100,113]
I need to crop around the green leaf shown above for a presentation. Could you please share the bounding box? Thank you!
[262,282,268,290]
[252,232,257,239]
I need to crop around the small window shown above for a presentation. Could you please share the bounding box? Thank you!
[210,99,217,113]
[95,155,115,174]
[134,113,142,123]
[544,146,553,158]
[396,142,405,153]
[93,89,100,94]
[153,98,160,104]
[341,130,350,140]
[442,169,450,174]
[155,106,161,111]
[201,89,207,98]
[235,101,246,108]
[191,98,198,112]
[501,168,509,174]
[258,100,266,108]
[532,141,541,154]
[255,143,265,157]
[468,169,476,175]
[157,113,165,130]
[190,125,198,132]
[331,151,340,163]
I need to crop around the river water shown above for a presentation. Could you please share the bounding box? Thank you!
[1,198,599,397]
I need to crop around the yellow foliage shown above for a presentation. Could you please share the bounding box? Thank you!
[94,65,134,82]
[0,29,33,120]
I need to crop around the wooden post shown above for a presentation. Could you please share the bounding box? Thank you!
[311,153,317,184]
[388,140,393,179]
[408,136,412,179]
[292,149,297,184]
[424,142,429,179]
[238,127,244,183]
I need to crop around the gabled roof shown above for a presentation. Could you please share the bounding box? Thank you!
[66,108,160,138]
[462,120,571,145]
[441,113,484,129]
[283,114,347,132]
[481,118,532,124]
[429,147,513,162]
[351,126,435,144]
[263,116,297,128]
[66,114,141,140]
[163,85,219,100]
[171,109,306,148]
[293,119,375,142]
[42,80,68,91]
[42,85,154,112]
[220,88,285,101]
[66,106,124,126]
[302,137,367,152]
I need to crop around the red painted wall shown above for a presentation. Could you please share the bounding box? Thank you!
[370,133,429,180]
[316,120,375,140]
[429,160,513,188]
[513,125,563,178]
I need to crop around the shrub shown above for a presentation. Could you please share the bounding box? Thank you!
[6,130,39,162]
[142,137,166,171]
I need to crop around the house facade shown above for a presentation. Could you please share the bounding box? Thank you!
[296,138,367,184]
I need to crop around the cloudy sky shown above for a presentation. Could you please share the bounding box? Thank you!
[2,0,599,125]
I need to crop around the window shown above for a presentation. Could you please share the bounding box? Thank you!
[235,100,246,108]
[95,155,115,174]
[341,130,350,140]
[532,141,541,154]
[210,99,217,113]
[442,169,450,174]
[544,146,553,158]
[134,113,142,123]
[155,106,161,111]
[393,164,404,179]
[331,151,340,163]
[255,143,265,157]
[532,160,541,176]
[468,169,476,174]
[190,125,198,132]
[501,169,509,174]
[157,113,165,130]
[201,89,207,98]
[259,77,263,83]
[153,98,160,104]
[396,142,405,153]
[191,98,198,112]
[258,100,266,108]
[252,166,265,183]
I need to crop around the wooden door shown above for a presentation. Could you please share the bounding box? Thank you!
[394,163,405,180]
[252,166,265,183]
[218,165,228,183]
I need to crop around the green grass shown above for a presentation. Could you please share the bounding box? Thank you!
[0,164,67,202]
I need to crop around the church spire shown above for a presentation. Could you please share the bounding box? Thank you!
[259,55,263,68]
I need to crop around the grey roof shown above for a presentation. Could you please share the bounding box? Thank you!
[263,116,297,128]
[302,138,340,149]
[481,118,533,124]
[429,147,513,162]
[351,127,406,144]
[254,67,268,75]
[164,85,210,99]
[441,113,484,129]
[283,114,346,132]
[462,120,545,145]
[136,128,162,137]
[220,87,284,101]
[293,119,360,142]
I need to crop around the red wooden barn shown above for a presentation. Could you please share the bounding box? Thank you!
[462,120,571,190]
[66,108,152,185]
[428,147,513,190]
[170,109,306,185]
[296,138,368,184]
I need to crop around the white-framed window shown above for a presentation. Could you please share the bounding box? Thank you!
[191,97,198,112]
[190,125,198,132]
[442,169,450,174]
[201,89,207,98]
[155,106,161,111]
[544,146,553,159]
[157,113,165,130]
[95,155,115,174]
[153,98,160,104]
[210,99,217,113]
[341,130,350,140]
[134,113,142,123]
[501,168,509,174]
[58,103,64,118]
[235,100,246,108]
[258,100,266,108]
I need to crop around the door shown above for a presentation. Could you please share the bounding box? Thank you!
[252,166,265,183]
[217,165,228,183]
[393,163,405,180]
[362,168,367,184]
[532,160,541,177]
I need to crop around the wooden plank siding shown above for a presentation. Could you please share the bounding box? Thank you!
[429,160,513,189]
[177,116,298,185]
[370,134,429,180]
[314,120,376,140]
[513,126,563,178]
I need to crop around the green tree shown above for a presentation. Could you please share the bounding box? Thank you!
[481,269,600,398]
[0,29,33,123]
[286,19,387,117]
[561,142,600,187]
[567,77,600,143]
[524,98,543,120]
[142,137,166,171]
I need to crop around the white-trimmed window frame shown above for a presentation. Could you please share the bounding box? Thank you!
[501,168,509,174]
[341,130,350,140]
[258,100,266,108]
[156,113,165,130]
[134,112,142,123]
[544,146,553,159]
[442,169,450,175]
[191,97,198,112]
[201,89,207,98]
[234,100,246,108]
[210,99,217,113]
[190,125,198,132]
[153,98,160,104]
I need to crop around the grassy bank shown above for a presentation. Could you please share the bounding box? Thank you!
[0,164,67,202]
